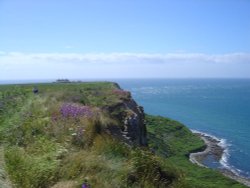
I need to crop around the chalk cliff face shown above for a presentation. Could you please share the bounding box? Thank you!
[105,83,147,147]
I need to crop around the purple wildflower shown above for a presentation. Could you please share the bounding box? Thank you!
[82,183,89,188]
[60,103,93,118]
[112,89,130,96]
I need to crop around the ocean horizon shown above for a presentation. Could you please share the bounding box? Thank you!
[1,78,250,178]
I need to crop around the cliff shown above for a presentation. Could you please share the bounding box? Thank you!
[0,82,160,188]
[0,82,247,188]
[103,86,147,146]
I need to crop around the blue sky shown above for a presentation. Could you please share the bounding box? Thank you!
[0,0,250,79]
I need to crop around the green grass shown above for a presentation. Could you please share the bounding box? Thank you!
[0,82,183,187]
[146,115,247,188]
[0,82,247,187]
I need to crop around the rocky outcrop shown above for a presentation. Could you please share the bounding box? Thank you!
[104,84,147,147]
[121,100,147,146]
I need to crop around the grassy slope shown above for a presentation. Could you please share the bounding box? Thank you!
[0,83,182,188]
[146,115,246,188]
[0,82,247,188]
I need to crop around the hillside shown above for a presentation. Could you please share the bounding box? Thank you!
[0,82,247,188]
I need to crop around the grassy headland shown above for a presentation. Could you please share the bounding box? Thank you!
[0,82,247,188]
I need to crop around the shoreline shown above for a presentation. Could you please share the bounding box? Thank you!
[189,131,250,187]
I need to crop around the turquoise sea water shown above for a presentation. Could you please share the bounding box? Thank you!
[116,79,250,178]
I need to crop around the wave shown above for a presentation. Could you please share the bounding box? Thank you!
[190,129,247,178]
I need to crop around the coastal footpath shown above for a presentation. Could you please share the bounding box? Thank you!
[0,82,248,187]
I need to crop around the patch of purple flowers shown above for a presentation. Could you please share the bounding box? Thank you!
[60,103,93,118]
[112,89,130,96]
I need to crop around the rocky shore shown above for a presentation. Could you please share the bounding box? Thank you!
[189,131,250,187]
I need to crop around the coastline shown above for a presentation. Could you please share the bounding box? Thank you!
[189,131,250,187]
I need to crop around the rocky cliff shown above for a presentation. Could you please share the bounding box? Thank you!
[104,83,147,147]
[1,82,247,188]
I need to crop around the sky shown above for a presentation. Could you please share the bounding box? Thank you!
[0,0,250,79]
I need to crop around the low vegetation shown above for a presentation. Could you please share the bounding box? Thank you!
[146,115,246,188]
[0,82,247,187]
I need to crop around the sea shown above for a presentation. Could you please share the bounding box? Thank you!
[115,79,250,178]
[1,78,250,178]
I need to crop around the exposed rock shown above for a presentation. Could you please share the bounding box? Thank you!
[122,101,147,146]
[105,84,147,147]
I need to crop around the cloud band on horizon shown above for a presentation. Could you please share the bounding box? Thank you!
[0,52,250,79]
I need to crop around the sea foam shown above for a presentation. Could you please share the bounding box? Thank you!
[191,129,244,177]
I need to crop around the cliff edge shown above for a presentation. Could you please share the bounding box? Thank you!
[103,83,147,146]
[0,82,247,188]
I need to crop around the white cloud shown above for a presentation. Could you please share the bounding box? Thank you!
[1,51,250,64]
[0,52,250,79]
